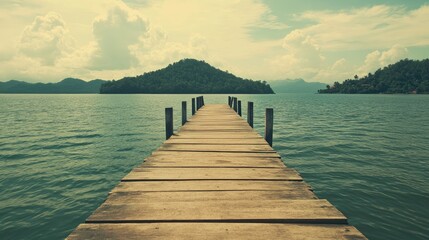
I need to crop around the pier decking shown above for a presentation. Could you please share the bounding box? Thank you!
[67,104,366,239]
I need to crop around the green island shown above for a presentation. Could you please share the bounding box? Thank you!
[100,59,274,94]
[319,59,429,94]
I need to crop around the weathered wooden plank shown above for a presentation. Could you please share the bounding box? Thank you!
[179,127,254,132]
[187,119,246,123]
[158,144,275,153]
[172,133,264,139]
[192,112,241,115]
[122,168,302,181]
[111,180,311,193]
[189,118,244,121]
[68,223,367,240]
[165,137,268,145]
[150,151,281,158]
[178,129,254,132]
[104,190,317,204]
[185,119,248,122]
[86,199,347,224]
[142,157,285,168]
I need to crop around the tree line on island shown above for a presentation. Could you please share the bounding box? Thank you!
[3,58,428,94]
[0,78,105,93]
[319,59,429,94]
[100,59,273,94]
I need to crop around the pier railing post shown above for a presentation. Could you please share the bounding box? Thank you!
[233,97,238,112]
[265,108,273,146]
[192,98,196,115]
[238,100,242,116]
[202,96,204,106]
[197,96,202,110]
[182,101,187,125]
[165,107,173,140]
[247,101,253,128]
[228,96,231,107]
[196,97,200,110]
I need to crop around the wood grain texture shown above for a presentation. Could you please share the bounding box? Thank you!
[142,157,286,168]
[103,190,317,204]
[86,199,347,224]
[150,151,281,158]
[122,168,302,181]
[67,223,367,240]
[111,180,312,193]
[165,137,268,145]
[158,144,275,153]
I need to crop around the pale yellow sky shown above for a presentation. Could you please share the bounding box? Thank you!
[1,0,428,83]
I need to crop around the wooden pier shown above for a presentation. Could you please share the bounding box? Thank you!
[67,99,366,239]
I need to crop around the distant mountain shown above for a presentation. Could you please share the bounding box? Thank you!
[0,78,106,93]
[268,79,326,93]
[319,59,429,94]
[100,59,274,94]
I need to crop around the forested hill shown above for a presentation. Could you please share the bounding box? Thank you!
[100,59,274,94]
[0,78,105,93]
[319,59,429,94]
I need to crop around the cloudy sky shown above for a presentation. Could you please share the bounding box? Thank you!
[1,0,428,83]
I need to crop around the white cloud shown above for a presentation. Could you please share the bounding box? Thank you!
[332,58,347,70]
[19,12,69,65]
[294,5,429,51]
[268,5,427,82]
[270,30,324,79]
[358,45,408,75]
[89,3,148,70]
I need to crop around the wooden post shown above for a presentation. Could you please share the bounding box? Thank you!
[228,96,231,107]
[192,98,196,115]
[165,107,173,140]
[238,100,242,116]
[198,96,202,110]
[265,108,273,147]
[182,101,187,125]
[196,97,200,110]
[201,96,204,106]
[247,101,254,128]
[233,97,238,112]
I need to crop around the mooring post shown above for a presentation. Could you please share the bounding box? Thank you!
[196,97,200,110]
[238,100,242,116]
[198,96,202,110]
[228,96,231,107]
[233,97,238,112]
[182,101,187,125]
[165,107,173,140]
[248,101,254,128]
[192,98,196,115]
[265,108,273,146]
[201,96,204,106]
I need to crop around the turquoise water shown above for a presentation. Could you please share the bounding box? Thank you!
[0,94,428,239]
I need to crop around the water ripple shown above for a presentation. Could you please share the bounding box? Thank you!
[0,94,428,240]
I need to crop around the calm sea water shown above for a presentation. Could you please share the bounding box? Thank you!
[0,94,428,239]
